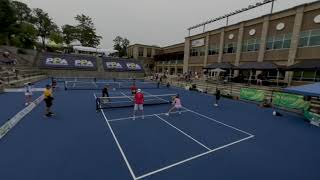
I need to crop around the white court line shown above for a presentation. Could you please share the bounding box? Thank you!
[94,93,137,180]
[184,107,254,136]
[155,115,211,151]
[135,135,254,180]
[107,109,189,122]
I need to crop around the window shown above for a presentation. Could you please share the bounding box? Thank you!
[309,29,320,46]
[242,39,260,52]
[266,33,292,50]
[199,47,205,56]
[266,37,273,50]
[299,31,310,47]
[177,60,183,64]
[190,48,198,56]
[190,47,204,56]
[283,33,292,48]
[224,42,237,54]
[147,48,152,57]
[208,44,219,55]
[273,35,284,49]
[138,47,144,57]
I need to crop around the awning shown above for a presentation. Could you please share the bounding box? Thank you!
[287,60,320,71]
[284,83,320,97]
[237,62,280,70]
[204,63,235,70]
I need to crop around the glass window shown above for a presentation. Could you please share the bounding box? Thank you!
[254,39,260,51]
[309,29,320,46]
[266,37,273,50]
[273,35,284,49]
[138,47,144,57]
[242,40,248,52]
[283,33,292,49]
[224,42,236,54]
[299,31,310,47]
[208,44,219,55]
[199,47,205,56]
[147,48,152,57]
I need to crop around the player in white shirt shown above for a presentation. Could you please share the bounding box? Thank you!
[24,83,33,106]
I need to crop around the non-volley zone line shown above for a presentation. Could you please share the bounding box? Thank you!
[107,108,189,122]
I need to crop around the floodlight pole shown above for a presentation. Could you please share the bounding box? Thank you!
[203,25,206,33]
[270,0,275,14]
[226,16,229,26]
[188,30,190,37]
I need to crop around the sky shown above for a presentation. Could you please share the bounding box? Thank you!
[18,0,318,49]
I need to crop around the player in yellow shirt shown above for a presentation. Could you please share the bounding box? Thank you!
[44,84,54,117]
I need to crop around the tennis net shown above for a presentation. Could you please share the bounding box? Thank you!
[96,94,175,109]
[65,81,163,90]
[53,77,96,82]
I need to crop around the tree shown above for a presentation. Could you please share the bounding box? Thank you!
[49,31,63,45]
[62,24,77,46]
[11,1,32,23]
[113,36,130,57]
[74,14,101,47]
[0,0,17,44]
[32,8,58,49]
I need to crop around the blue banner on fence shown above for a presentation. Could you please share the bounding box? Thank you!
[103,58,143,72]
[41,53,97,70]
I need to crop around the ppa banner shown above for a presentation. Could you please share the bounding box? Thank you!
[126,62,142,71]
[103,58,144,72]
[42,53,97,70]
[74,59,96,69]
[105,61,124,70]
[240,88,265,102]
[45,57,70,67]
[272,92,310,111]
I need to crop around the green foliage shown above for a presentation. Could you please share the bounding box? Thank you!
[13,22,37,48]
[62,25,78,45]
[0,1,103,49]
[49,31,63,44]
[0,0,16,33]
[17,48,27,54]
[113,36,130,57]
[74,14,101,47]
[33,8,58,49]
[11,1,32,22]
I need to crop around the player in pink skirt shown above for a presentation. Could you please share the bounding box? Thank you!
[166,94,182,116]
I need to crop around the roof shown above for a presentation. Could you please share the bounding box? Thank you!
[287,60,320,71]
[284,83,320,97]
[203,63,236,69]
[237,62,280,70]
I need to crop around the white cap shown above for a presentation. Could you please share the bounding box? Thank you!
[137,89,141,92]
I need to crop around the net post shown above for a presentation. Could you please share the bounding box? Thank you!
[64,81,67,91]
[96,97,100,111]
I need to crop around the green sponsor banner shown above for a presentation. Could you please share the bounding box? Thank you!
[304,111,320,122]
[272,92,310,111]
[240,88,265,102]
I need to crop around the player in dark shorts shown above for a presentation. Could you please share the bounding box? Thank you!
[130,83,137,95]
[102,85,110,103]
[214,88,221,107]
[44,84,54,117]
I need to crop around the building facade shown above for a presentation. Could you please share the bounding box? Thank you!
[134,1,320,81]
[127,44,161,71]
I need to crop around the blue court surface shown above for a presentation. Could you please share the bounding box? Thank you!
[1,79,320,180]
